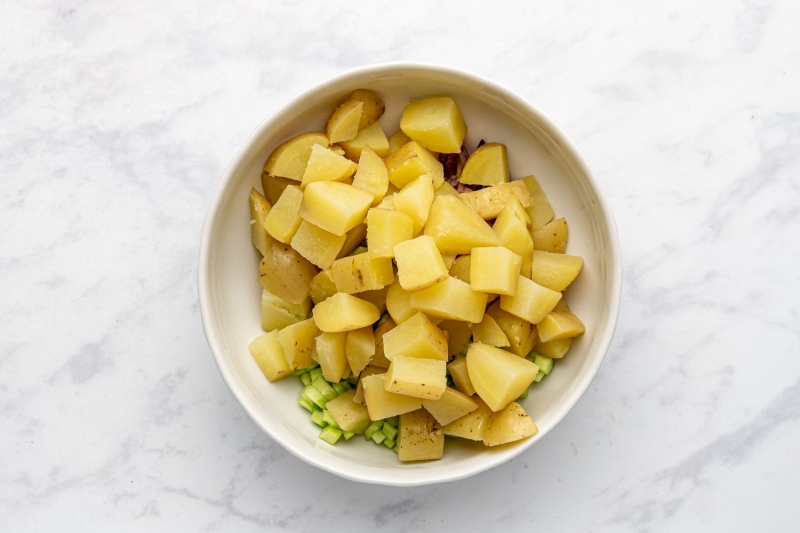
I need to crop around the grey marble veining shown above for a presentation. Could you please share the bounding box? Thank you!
[2,0,799,531]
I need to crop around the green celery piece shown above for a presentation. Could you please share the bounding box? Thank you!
[384,416,399,428]
[458,340,472,357]
[517,388,529,400]
[364,420,384,440]
[371,431,386,444]
[322,409,338,428]
[347,245,368,257]
[533,355,554,375]
[303,385,328,409]
[312,377,337,400]
[533,370,545,383]
[332,382,351,395]
[347,375,359,386]
[343,431,355,440]
[383,438,395,449]
[381,423,398,441]
[298,398,315,413]
[319,426,343,445]
[291,365,317,376]
[310,410,326,427]
[300,373,312,386]
[309,368,323,382]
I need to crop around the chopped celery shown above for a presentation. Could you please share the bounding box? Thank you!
[375,313,390,328]
[322,409,338,427]
[371,431,387,444]
[310,410,326,427]
[312,377,337,400]
[332,382,351,395]
[343,431,355,440]
[364,420,384,440]
[458,340,472,357]
[291,365,317,376]
[347,375,359,386]
[383,438,395,449]
[533,355,554,375]
[384,416,399,428]
[347,245,368,257]
[302,385,328,409]
[517,388,529,400]
[300,373,312,386]
[319,426,343,445]
[298,398,315,413]
[381,423,398,441]
[309,368,323,382]
[533,370,545,383]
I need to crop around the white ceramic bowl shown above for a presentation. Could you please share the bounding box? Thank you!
[198,63,622,486]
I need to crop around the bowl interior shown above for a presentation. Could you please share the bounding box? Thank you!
[200,65,620,486]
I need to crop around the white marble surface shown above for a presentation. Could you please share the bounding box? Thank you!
[2,0,799,530]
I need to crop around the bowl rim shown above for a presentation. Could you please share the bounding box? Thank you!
[198,61,623,486]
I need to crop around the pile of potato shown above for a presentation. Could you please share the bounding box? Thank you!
[247,89,585,461]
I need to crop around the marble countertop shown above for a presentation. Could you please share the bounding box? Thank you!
[2,1,799,531]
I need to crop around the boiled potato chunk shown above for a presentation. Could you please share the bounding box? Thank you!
[249,188,272,255]
[326,99,363,143]
[309,269,337,305]
[460,142,509,186]
[339,121,390,161]
[277,318,320,370]
[533,217,568,253]
[438,319,473,356]
[384,141,444,189]
[459,181,533,219]
[393,235,449,291]
[448,255,472,283]
[367,208,413,258]
[350,89,385,130]
[299,181,373,236]
[261,288,311,331]
[371,317,395,369]
[421,387,479,426]
[493,197,534,277]
[325,389,371,433]
[530,251,583,292]
[312,293,380,332]
[409,277,487,323]
[487,302,538,357]
[424,196,501,255]
[290,220,346,270]
[482,401,538,446]
[470,246,522,296]
[385,356,447,400]
[441,254,457,269]
[434,181,460,198]
[351,146,389,205]
[301,144,358,186]
[362,374,422,420]
[261,173,296,205]
[345,326,375,374]
[521,175,555,231]
[398,409,444,462]
[400,97,466,154]
[357,285,389,314]
[387,130,412,155]
[534,337,572,359]
[393,173,435,234]
[500,276,562,325]
[447,357,476,396]
[258,240,317,305]
[331,253,394,294]
[336,223,367,259]
[385,278,416,324]
[316,331,348,382]
[353,365,384,405]
[472,314,510,347]
[443,396,491,440]
[382,312,448,362]
[264,132,329,181]
[536,311,585,343]
[248,330,291,382]
[466,343,538,411]
[264,184,304,243]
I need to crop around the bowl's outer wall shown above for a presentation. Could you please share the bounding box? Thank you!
[198,64,622,486]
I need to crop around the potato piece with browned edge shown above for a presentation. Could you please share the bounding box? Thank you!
[339,122,390,161]
[536,311,585,343]
[345,326,375,375]
[447,357,476,396]
[459,181,533,220]
[500,276,562,325]
[533,217,568,253]
[385,356,447,400]
[398,409,444,462]
[290,220,346,270]
[316,331,347,382]
[382,312,448,362]
[466,343,538,411]
[384,141,444,189]
[471,314,509,347]
[422,387,478,426]
[443,396,491,440]
[327,99,363,143]
[400,97,466,154]
[438,320,473,356]
[300,181,373,236]
[312,293,380,332]
[301,144,358,186]
[530,251,583,292]
[258,240,317,305]
[493,197,534,277]
[521,175,555,231]
[331,253,394,294]
[410,277,487,323]
[248,330,291,382]
[264,132,329,181]
[350,89,385,130]
[261,288,311,331]
[325,390,371,433]
[482,402,538,446]
[385,278,416,325]
[393,235,449,291]
[362,374,422,420]
[424,196,501,255]
[264,185,304,243]
[351,146,389,205]
[249,188,272,255]
[487,301,538,357]
[470,246,522,296]
[278,318,320,370]
[367,208,413,258]
[460,142,509,186]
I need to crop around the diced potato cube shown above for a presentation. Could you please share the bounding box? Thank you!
[447,357,476,396]
[277,318,320,370]
[424,196,501,254]
[443,396,491,440]
[441,254,457,270]
[398,409,444,462]
[261,288,311,331]
[393,235,449,291]
[258,240,318,305]
[376,194,394,209]
[329,145,346,156]
[384,141,444,189]
[500,276,562,325]
[264,185,304,243]
[534,337,573,359]
[326,99,363,143]
[316,331,347,382]
[300,144,358,186]
[325,389,371,433]
[460,142,509,186]
[362,374,422,420]
[345,326,375,375]
[385,278,416,325]
[312,293,380,332]
[530,251,583,292]
[264,132,329,181]
[466,343,538,411]
[521,175,555,231]
[533,217,568,253]
[248,330,291,382]
[382,312,448,362]
[350,89,385,130]
[353,365,384,404]
[358,285,389,314]
[366,208,413,258]
[371,317,395,369]
[261,173,296,205]
[470,246,522,295]
[300,181,373,236]
[249,188,272,255]
[393,173,435,234]
[350,146,389,206]
[448,255,472,283]
[387,130,411,155]
[482,402,538,446]
[339,122,390,161]
[536,311,585,343]
[493,197,534,277]
[486,302,538,357]
[289,220,346,270]
[438,320,473,356]
[385,356,447,400]
[336,223,367,259]
[331,253,394,294]
[400,97,466,154]
[421,387,479,426]
[472,314,509,347]
[309,269,337,305]
[434,181,460,198]
[409,277,487,323]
